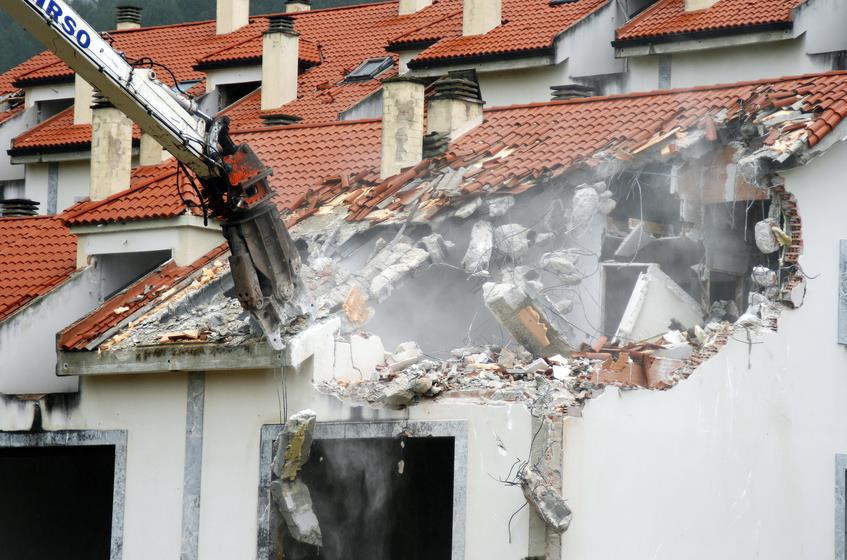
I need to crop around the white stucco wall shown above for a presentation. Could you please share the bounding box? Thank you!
[625,37,827,93]
[0,109,36,182]
[58,160,92,211]
[794,0,847,55]
[560,138,847,559]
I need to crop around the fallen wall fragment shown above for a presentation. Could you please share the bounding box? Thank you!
[519,465,573,534]
[270,410,323,550]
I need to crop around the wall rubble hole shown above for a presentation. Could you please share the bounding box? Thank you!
[278,436,455,560]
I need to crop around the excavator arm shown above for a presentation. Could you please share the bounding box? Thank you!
[0,0,303,349]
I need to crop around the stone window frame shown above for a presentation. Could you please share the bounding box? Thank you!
[837,454,847,560]
[0,429,128,560]
[256,420,468,560]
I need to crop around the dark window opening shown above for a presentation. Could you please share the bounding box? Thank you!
[96,250,173,299]
[345,57,393,82]
[281,436,454,560]
[0,445,115,560]
[602,263,650,337]
[36,98,73,122]
[218,81,261,110]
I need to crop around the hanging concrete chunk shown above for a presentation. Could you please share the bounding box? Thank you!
[270,478,323,547]
[754,218,781,254]
[272,409,317,481]
[462,221,494,274]
[540,251,582,286]
[483,282,572,357]
[519,466,572,534]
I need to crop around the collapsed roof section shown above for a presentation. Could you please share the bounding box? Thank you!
[56,72,845,406]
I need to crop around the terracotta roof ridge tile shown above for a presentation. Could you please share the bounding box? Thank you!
[233,117,382,135]
[389,8,462,46]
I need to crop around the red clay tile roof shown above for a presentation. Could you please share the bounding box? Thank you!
[10,106,141,154]
[197,23,323,67]
[62,161,203,226]
[408,0,609,67]
[616,0,804,43]
[286,71,847,225]
[0,216,77,321]
[59,119,383,226]
[59,244,228,351]
[0,51,62,95]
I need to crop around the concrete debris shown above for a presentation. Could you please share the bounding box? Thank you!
[494,224,535,259]
[488,196,515,217]
[270,479,323,547]
[272,409,318,481]
[387,341,424,372]
[453,196,482,219]
[369,244,430,302]
[158,329,208,343]
[462,220,494,274]
[754,218,781,254]
[519,465,572,534]
[570,185,600,230]
[418,233,454,265]
[350,333,386,380]
[483,282,572,357]
[270,410,322,548]
[540,251,582,285]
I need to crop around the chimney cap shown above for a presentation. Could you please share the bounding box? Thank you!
[0,199,39,218]
[261,113,303,126]
[116,5,142,25]
[266,14,298,35]
[91,90,114,109]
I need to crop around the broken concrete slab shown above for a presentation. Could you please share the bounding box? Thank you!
[369,244,430,302]
[519,465,572,534]
[417,233,453,265]
[270,478,323,547]
[614,266,702,345]
[488,196,515,217]
[494,224,535,259]
[388,341,423,372]
[334,341,356,380]
[272,410,318,481]
[539,251,582,286]
[462,220,494,274]
[483,282,572,358]
[350,333,385,380]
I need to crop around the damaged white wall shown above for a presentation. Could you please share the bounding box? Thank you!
[559,135,847,560]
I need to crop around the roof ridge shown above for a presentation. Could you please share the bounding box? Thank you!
[481,69,847,113]
[233,117,381,135]
[388,8,463,46]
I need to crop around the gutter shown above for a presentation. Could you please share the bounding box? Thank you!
[407,46,554,71]
[611,21,794,50]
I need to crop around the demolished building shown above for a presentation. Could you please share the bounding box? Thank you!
[3,1,847,559]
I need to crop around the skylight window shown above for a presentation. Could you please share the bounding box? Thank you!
[345,57,393,82]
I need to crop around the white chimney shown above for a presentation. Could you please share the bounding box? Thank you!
[463,0,501,36]
[90,93,133,201]
[261,15,299,111]
[684,0,719,10]
[380,76,425,179]
[399,0,432,16]
[139,133,171,166]
[285,0,310,12]
[116,5,142,30]
[73,75,94,126]
[427,71,484,141]
[217,0,250,35]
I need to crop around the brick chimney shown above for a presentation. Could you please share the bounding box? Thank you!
[427,70,484,141]
[463,0,501,36]
[90,93,132,201]
[380,76,426,179]
[684,0,718,10]
[261,15,299,111]
[217,0,249,35]
[116,5,142,30]
[285,0,310,12]
[73,75,94,125]
[399,0,432,15]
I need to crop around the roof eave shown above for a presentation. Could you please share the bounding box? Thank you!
[612,21,794,50]
[407,46,555,71]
